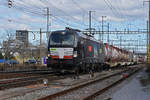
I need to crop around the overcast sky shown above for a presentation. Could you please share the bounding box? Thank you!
[0,0,148,31]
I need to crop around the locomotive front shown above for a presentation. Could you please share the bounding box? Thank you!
[47,29,78,72]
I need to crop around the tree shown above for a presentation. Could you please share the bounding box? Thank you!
[0,51,3,59]
[2,30,17,60]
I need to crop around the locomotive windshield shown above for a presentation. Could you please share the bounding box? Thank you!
[49,31,74,46]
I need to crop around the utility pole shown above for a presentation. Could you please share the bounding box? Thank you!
[89,11,95,35]
[40,28,42,65]
[138,35,141,53]
[89,11,91,35]
[120,36,122,49]
[102,16,107,42]
[144,1,150,63]
[148,1,150,50]
[46,7,50,41]
[147,21,149,53]
[98,22,101,41]
[107,23,110,44]
[147,20,150,62]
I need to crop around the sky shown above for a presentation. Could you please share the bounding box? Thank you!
[0,0,148,53]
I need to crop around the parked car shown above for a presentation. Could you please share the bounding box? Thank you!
[4,60,19,65]
[25,59,37,64]
[36,60,41,64]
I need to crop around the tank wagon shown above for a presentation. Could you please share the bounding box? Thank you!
[104,44,136,67]
[47,27,138,73]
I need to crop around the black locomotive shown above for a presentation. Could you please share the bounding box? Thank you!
[47,27,106,72]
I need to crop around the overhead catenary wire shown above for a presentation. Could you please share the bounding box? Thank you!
[106,0,124,19]
[51,16,75,29]
[103,0,126,30]
[0,1,44,17]
[71,0,101,28]
[6,0,88,30]
[43,0,87,28]
[0,0,147,31]
[1,1,84,30]
[15,0,88,29]
[3,0,87,29]
[13,1,45,17]
[0,2,44,29]
[0,4,46,29]
[51,15,86,29]
[1,0,99,30]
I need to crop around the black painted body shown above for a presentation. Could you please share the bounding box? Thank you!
[47,29,105,72]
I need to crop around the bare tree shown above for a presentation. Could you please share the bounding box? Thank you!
[2,30,24,60]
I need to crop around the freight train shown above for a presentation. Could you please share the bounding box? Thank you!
[47,27,140,73]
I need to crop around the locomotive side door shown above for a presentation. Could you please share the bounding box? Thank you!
[77,38,85,60]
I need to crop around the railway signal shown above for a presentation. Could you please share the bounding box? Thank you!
[8,0,12,8]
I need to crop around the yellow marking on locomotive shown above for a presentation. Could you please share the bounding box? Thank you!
[50,48,56,51]
[99,48,102,54]
[147,52,150,63]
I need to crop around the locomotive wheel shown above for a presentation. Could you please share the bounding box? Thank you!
[91,63,95,72]
[83,63,89,73]
[47,64,50,68]
[74,67,79,74]
[82,63,87,73]
[98,65,102,72]
[73,67,80,79]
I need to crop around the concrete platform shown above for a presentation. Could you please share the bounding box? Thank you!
[109,67,150,100]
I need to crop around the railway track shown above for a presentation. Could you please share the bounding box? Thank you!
[0,73,39,79]
[82,68,140,100]
[0,72,85,100]
[38,67,140,100]
[0,69,52,74]
[0,69,53,80]
[0,73,60,90]
[0,70,81,90]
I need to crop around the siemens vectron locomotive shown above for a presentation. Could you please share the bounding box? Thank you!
[47,27,139,72]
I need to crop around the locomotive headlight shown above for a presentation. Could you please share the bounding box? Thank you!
[48,54,51,57]
[73,51,77,57]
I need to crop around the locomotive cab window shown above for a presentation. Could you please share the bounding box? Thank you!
[50,31,75,46]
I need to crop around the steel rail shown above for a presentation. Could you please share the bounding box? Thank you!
[82,68,141,100]
[0,74,56,90]
[38,68,132,100]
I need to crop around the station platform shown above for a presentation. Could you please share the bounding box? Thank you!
[109,67,150,100]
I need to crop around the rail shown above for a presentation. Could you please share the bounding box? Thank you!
[38,68,140,100]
